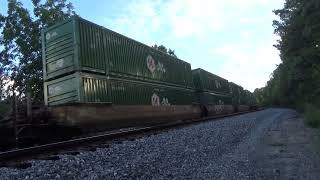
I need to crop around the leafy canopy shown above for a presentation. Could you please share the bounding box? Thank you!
[0,0,75,103]
[255,0,320,108]
[152,44,177,58]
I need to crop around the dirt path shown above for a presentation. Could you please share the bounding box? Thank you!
[249,111,320,179]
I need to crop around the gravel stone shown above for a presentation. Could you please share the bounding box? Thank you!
[0,108,319,179]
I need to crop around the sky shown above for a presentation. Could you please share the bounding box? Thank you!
[0,0,284,92]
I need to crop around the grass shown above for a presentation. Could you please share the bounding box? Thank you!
[303,103,320,128]
[302,104,320,154]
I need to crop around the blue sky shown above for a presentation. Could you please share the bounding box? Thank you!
[0,0,284,91]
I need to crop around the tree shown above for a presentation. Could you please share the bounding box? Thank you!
[0,75,6,100]
[152,44,177,57]
[0,0,75,103]
[168,49,177,57]
[257,0,320,108]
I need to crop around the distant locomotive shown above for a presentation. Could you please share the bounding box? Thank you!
[0,16,257,146]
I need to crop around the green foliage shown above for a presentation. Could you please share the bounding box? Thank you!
[256,0,320,112]
[242,90,256,106]
[0,0,75,104]
[0,76,6,100]
[0,100,10,119]
[152,44,177,57]
[304,103,320,128]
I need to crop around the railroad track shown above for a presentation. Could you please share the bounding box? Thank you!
[0,110,261,166]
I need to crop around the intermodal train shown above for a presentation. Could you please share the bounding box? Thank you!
[1,16,257,144]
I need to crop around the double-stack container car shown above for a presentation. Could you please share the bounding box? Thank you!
[192,68,230,95]
[1,15,257,144]
[229,82,250,111]
[42,16,200,131]
[242,90,257,110]
[192,68,234,115]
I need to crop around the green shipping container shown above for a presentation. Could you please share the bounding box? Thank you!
[42,16,193,88]
[242,90,256,106]
[44,72,194,106]
[229,82,244,105]
[192,68,230,95]
[195,92,232,105]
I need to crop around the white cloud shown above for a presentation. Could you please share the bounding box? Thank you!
[104,0,282,39]
[240,30,251,41]
[210,37,281,91]
[102,0,284,91]
[104,0,234,39]
[239,17,263,24]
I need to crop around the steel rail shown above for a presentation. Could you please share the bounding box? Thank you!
[0,109,261,163]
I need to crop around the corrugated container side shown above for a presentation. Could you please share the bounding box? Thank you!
[44,72,195,106]
[196,92,232,105]
[78,19,106,74]
[242,90,255,106]
[42,17,106,81]
[192,68,230,94]
[42,18,77,80]
[43,16,193,88]
[229,82,244,105]
[44,74,80,105]
[241,90,248,105]
[105,28,193,88]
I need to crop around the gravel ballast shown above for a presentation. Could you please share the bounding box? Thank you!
[0,108,319,179]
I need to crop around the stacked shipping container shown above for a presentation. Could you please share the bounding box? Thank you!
[242,90,256,106]
[45,73,195,106]
[229,82,244,105]
[192,68,231,105]
[43,16,194,106]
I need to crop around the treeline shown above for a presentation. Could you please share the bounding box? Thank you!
[254,0,320,107]
[254,0,320,126]
[152,44,177,58]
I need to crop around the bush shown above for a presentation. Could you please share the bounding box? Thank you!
[304,103,320,128]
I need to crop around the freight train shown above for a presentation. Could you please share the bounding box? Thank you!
[1,16,257,145]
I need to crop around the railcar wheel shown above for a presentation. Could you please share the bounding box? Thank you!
[200,105,208,117]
